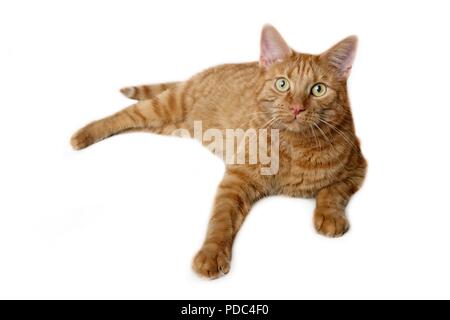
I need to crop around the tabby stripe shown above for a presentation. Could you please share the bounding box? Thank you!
[132,107,147,124]
[219,185,251,204]
[159,95,171,122]
[151,97,162,118]
[123,109,138,123]
[174,89,183,121]
[167,90,176,116]
[217,192,246,209]
[228,171,265,197]
[180,81,192,120]
[303,62,311,77]
[142,85,151,100]
[293,150,350,170]
[299,60,305,76]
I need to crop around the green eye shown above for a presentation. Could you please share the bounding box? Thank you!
[311,83,327,97]
[275,78,290,92]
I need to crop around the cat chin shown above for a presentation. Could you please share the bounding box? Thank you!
[281,120,310,133]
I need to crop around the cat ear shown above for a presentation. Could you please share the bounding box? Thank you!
[321,36,358,79]
[260,24,293,70]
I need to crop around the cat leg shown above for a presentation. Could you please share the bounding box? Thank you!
[120,82,180,101]
[193,168,267,279]
[71,87,187,150]
[313,174,364,237]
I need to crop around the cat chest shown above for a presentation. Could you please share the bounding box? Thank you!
[277,149,343,196]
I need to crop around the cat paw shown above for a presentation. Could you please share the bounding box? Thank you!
[192,244,231,279]
[314,208,350,238]
[70,128,94,150]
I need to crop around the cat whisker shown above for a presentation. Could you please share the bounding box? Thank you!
[317,118,358,151]
[238,111,273,128]
[312,122,329,146]
[308,123,321,151]
[261,116,280,129]
[245,111,273,117]
[312,122,346,168]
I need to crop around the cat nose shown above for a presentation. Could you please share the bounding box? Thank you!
[291,104,305,117]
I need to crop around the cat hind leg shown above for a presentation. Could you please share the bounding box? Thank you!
[71,85,188,150]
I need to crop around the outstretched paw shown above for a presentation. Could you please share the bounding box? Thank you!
[192,244,231,279]
[314,208,350,238]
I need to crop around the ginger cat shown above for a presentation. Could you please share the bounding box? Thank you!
[71,25,367,279]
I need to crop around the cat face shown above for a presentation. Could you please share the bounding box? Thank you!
[257,25,357,133]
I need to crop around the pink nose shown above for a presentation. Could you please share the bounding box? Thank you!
[291,104,305,117]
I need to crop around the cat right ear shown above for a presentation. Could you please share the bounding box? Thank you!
[321,36,358,80]
[259,25,292,70]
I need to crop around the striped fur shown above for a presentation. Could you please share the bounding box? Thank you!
[71,25,367,279]
[120,82,180,100]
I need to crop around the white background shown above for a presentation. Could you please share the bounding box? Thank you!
[1,0,449,299]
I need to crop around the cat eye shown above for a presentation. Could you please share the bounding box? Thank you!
[274,78,290,92]
[311,83,327,97]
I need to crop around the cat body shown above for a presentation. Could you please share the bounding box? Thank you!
[71,25,366,279]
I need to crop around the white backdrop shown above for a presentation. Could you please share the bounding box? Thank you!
[1,0,449,299]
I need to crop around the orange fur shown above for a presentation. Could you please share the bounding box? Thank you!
[71,25,366,279]
[120,82,180,100]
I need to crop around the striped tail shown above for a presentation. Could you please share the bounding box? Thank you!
[120,82,180,101]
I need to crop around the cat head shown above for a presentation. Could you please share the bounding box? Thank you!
[257,25,357,133]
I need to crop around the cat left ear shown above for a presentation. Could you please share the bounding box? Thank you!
[321,36,358,79]
[260,24,293,70]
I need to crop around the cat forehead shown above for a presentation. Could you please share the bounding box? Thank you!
[270,53,324,78]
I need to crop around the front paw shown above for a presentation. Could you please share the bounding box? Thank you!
[192,244,231,279]
[314,208,350,238]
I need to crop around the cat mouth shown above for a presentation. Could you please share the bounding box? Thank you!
[281,115,316,132]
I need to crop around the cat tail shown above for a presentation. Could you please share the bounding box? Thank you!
[71,82,190,150]
[120,82,180,101]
